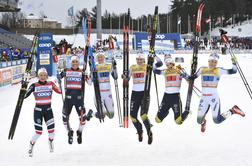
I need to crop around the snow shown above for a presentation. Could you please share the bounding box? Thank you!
[1,51,252,166]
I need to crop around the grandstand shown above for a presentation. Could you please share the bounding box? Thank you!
[0,0,31,49]
[0,29,32,49]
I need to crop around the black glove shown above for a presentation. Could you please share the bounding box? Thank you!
[188,74,197,80]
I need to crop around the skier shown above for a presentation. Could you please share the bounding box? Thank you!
[92,50,117,119]
[58,55,92,144]
[24,68,61,157]
[123,53,153,144]
[191,53,245,132]
[153,55,188,124]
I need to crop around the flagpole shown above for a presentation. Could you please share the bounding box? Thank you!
[209,16,211,50]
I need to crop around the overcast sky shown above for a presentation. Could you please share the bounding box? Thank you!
[19,0,172,26]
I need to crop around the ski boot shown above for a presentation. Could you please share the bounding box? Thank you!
[28,141,35,157]
[231,105,245,117]
[201,119,207,133]
[86,109,93,121]
[76,130,82,144]
[137,130,143,142]
[48,139,54,152]
[68,130,74,144]
[147,131,153,145]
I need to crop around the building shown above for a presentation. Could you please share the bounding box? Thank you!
[20,14,62,29]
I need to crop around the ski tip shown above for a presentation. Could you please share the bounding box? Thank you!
[154,6,158,14]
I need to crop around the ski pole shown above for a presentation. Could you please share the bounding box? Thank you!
[153,72,160,110]
[220,30,252,100]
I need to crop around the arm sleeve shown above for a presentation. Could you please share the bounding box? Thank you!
[153,56,163,75]
[24,83,35,98]
[60,69,66,78]
[218,64,237,75]
[52,83,61,94]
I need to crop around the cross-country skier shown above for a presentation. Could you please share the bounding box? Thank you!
[58,55,92,144]
[25,68,61,157]
[123,53,153,144]
[191,53,245,132]
[153,55,188,124]
[91,50,117,119]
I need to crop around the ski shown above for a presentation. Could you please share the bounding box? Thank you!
[183,1,206,120]
[8,32,39,140]
[88,46,104,122]
[122,11,129,128]
[79,16,92,123]
[140,6,158,116]
[112,57,123,127]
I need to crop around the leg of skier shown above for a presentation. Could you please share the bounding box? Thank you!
[197,96,211,132]
[44,108,55,152]
[130,91,143,142]
[62,99,74,144]
[171,94,183,125]
[74,98,86,144]
[28,107,43,157]
[155,93,170,123]
[140,94,153,145]
[103,92,115,119]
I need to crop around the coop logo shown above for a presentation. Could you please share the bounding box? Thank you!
[39,43,52,48]
[37,92,52,97]
[155,34,165,40]
[67,77,82,82]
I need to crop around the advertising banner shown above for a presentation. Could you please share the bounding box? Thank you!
[37,33,53,76]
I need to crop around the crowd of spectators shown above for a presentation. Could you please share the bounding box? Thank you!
[0,47,30,62]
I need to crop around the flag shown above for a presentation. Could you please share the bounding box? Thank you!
[177,16,181,25]
[215,16,221,26]
[68,6,74,17]
[205,17,211,24]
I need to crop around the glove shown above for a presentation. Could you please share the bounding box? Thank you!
[56,73,61,79]
[188,74,197,80]
[175,65,182,73]
[121,74,128,80]
[231,56,237,64]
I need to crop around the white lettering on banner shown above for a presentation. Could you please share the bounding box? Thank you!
[67,77,82,82]
[39,36,52,41]
[37,92,52,97]
[155,34,165,40]
[39,54,50,59]
[39,43,52,48]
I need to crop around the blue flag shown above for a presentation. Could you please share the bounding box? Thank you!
[68,6,74,17]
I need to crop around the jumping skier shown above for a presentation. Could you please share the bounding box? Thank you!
[191,53,245,132]
[91,50,117,119]
[58,55,92,144]
[153,55,188,124]
[123,53,153,144]
[25,68,61,157]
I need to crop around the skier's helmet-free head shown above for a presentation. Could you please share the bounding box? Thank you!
[70,55,80,63]
[208,52,219,62]
[165,56,175,66]
[136,53,145,60]
[96,50,105,64]
[38,67,48,76]
[136,53,145,64]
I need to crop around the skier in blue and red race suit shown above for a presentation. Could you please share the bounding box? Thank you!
[58,55,92,145]
[191,52,245,132]
[24,68,61,157]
